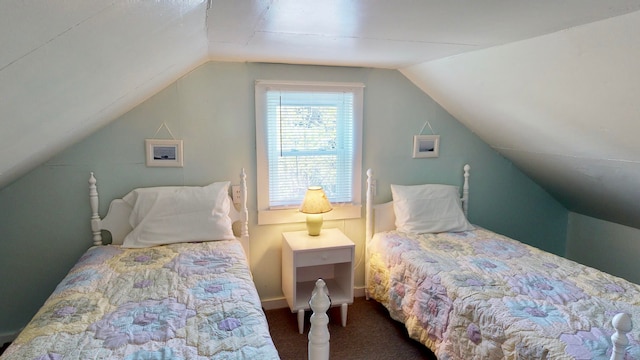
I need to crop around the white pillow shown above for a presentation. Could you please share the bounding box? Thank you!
[390,183,473,234]
[121,181,235,248]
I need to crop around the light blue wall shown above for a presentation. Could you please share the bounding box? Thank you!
[0,61,567,337]
[567,212,640,284]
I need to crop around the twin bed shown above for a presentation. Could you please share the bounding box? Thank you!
[1,170,280,359]
[364,165,638,360]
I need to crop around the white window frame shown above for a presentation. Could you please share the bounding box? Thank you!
[255,80,364,225]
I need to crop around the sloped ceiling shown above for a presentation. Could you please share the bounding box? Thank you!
[0,0,209,186]
[403,10,640,229]
[2,0,640,228]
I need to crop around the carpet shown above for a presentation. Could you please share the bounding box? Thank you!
[265,297,437,359]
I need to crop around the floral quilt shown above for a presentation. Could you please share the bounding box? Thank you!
[366,228,640,360]
[2,240,280,360]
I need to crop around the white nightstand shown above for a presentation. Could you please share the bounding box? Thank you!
[282,228,355,334]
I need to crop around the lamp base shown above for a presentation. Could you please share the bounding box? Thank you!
[306,214,324,236]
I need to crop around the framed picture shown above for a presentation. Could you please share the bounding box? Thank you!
[145,139,183,167]
[412,135,440,158]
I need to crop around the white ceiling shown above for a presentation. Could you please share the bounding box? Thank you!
[206,1,640,68]
[2,0,640,228]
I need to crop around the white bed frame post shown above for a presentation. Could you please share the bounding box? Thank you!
[88,172,103,246]
[610,313,632,360]
[239,168,248,238]
[365,169,374,300]
[365,168,374,249]
[462,164,470,217]
[308,279,331,360]
[238,168,250,260]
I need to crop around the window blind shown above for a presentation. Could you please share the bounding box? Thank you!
[265,89,355,208]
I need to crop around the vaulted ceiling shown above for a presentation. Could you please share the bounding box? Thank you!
[2,1,640,228]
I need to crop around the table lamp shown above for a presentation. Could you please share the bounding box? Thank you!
[299,186,333,236]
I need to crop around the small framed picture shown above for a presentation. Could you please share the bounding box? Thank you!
[412,135,440,158]
[145,139,183,167]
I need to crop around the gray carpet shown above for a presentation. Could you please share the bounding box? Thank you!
[265,297,437,359]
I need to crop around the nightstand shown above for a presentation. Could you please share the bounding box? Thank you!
[282,228,355,334]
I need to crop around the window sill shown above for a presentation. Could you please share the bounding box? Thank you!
[257,204,362,225]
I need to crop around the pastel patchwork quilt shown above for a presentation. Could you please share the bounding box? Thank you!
[366,228,640,360]
[2,240,280,360]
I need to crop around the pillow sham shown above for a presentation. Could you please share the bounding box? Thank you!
[121,181,235,248]
[390,183,473,234]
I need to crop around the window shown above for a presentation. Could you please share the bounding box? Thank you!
[255,80,364,225]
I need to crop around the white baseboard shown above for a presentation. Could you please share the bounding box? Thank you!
[261,297,288,310]
[353,286,365,298]
[261,286,365,310]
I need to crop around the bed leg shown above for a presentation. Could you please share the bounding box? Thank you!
[610,313,632,360]
[308,279,330,360]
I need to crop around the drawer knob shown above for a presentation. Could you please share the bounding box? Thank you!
[322,254,328,260]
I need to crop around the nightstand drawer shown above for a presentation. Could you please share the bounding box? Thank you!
[297,247,351,267]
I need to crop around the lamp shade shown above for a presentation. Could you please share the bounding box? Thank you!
[300,186,332,236]
[299,186,333,214]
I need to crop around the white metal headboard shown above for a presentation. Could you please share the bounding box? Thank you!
[88,169,250,260]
